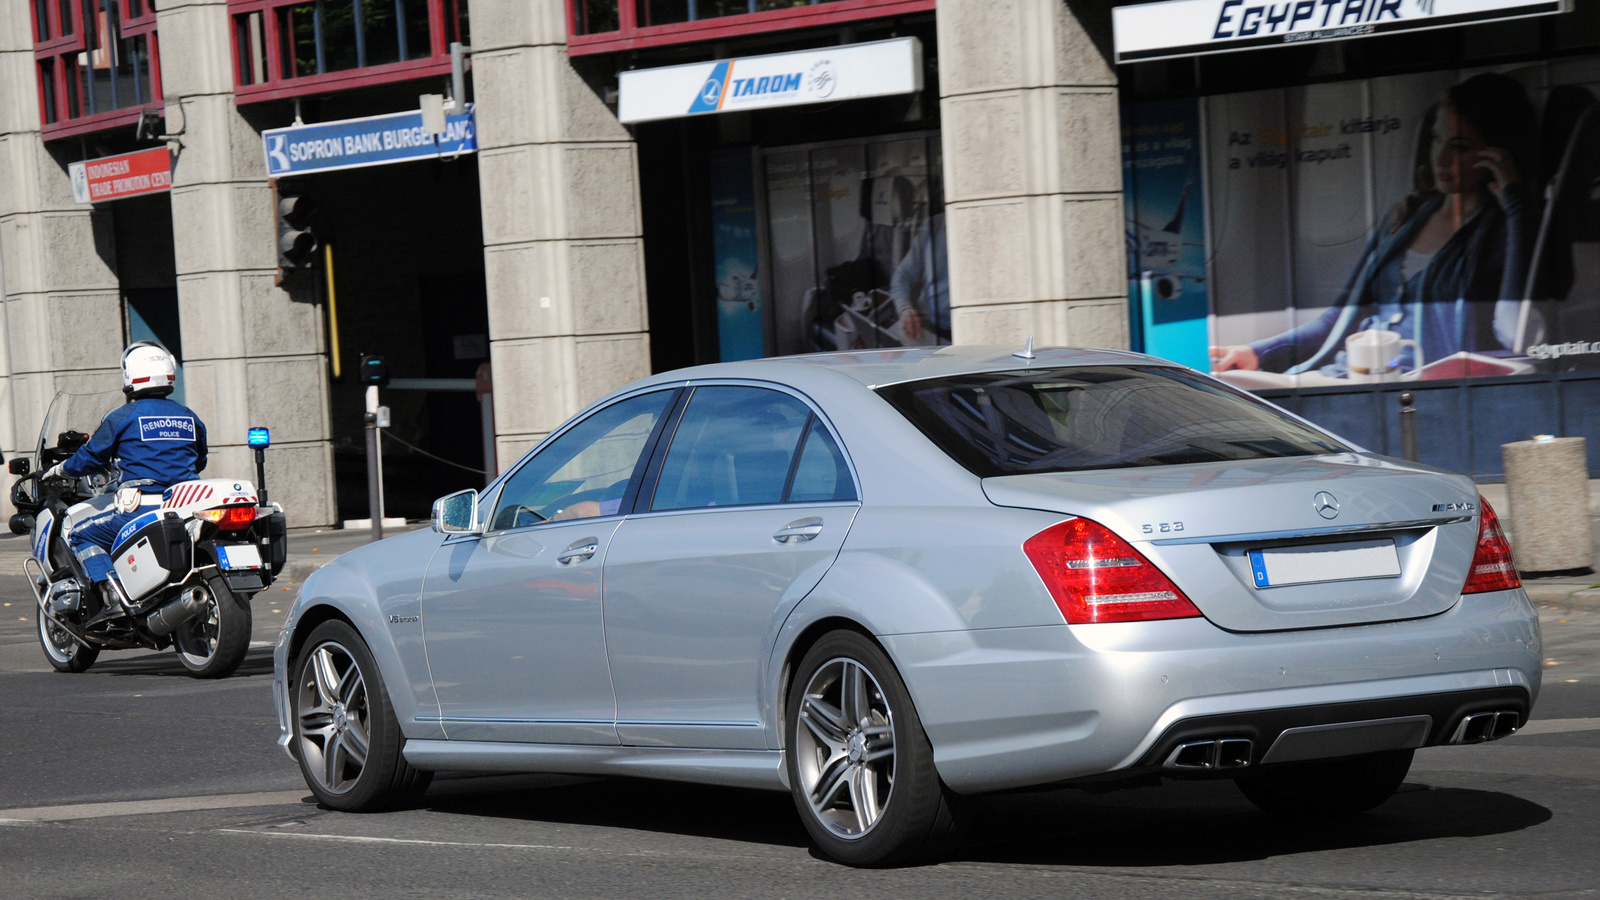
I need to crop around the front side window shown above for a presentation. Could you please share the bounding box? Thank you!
[876,366,1348,478]
[651,386,814,511]
[490,390,673,531]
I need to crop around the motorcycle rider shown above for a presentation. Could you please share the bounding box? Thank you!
[43,342,208,620]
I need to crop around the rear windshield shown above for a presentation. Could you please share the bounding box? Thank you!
[875,366,1348,477]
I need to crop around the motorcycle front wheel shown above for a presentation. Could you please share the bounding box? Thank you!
[38,605,98,673]
[173,576,251,679]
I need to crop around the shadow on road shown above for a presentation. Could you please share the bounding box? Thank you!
[89,647,276,679]
[397,770,1549,863]
[957,779,1552,866]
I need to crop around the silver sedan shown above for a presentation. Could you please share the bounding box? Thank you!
[273,346,1541,866]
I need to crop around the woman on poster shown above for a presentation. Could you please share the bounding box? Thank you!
[1210,73,1544,377]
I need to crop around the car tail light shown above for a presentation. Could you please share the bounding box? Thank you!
[198,505,258,531]
[1462,498,1521,594]
[1023,517,1203,624]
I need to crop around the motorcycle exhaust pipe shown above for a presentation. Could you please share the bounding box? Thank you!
[146,586,210,637]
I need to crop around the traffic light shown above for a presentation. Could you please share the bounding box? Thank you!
[359,354,389,387]
[275,183,318,269]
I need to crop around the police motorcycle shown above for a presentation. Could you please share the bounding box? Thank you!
[9,390,288,678]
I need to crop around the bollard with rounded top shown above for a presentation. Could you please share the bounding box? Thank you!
[1501,435,1594,573]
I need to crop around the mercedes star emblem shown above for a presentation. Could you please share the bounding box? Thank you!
[1313,491,1340,519]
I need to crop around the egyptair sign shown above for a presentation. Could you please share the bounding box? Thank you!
[1113,0,1571,63]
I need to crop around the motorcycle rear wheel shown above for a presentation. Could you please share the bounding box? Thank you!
[173,576,251,679]
[38,606,98,673]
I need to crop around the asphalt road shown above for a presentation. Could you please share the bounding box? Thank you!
[0,557,1597,899]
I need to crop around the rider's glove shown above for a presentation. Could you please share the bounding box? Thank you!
[42,463,66,481]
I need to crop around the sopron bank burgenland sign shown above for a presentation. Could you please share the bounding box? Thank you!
[1112,0,1570,63]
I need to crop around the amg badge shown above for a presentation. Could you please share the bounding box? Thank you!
[1432,502,1476,512]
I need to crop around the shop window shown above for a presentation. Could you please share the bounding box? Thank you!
[568,0,931,54]
[229,0,468,101]
[33,0,161,140]
[711,132,945,361]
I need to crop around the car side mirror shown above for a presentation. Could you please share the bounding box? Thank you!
[8,458,29,476]
[432,489,482,535]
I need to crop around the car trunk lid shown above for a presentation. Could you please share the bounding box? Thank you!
[984,453,1482,632]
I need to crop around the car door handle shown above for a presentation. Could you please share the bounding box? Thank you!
[773,517,823,544]
[557,539,599,564]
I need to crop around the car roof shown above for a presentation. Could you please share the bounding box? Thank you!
[633,345,1179,391]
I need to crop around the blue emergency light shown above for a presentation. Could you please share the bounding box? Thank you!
[248,427,271,449]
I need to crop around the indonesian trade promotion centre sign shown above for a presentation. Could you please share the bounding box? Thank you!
[1113,0,1571,62]
[617,38,922,124]
[262,105,477,176]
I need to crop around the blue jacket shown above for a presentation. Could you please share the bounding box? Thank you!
[61,397,208,491]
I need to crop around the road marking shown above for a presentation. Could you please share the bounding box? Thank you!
[1517,717,1600,735]
[0,790,308,823]
[219,829,573,851]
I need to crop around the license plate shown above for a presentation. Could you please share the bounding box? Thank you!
[1248,539,1400,588]
[217,543,262,570]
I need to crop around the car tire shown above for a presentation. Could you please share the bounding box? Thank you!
[785,630,966,867]
[1235,749,1414,818]
[173,576,251,679]
[38,605,98,673]
[292,619,432,812]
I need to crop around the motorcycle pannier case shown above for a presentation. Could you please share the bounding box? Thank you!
[110,515,192,602]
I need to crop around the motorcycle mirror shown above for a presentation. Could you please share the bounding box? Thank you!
[7,458,29,476]
[248,427,271,449]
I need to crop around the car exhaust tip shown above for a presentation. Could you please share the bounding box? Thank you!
[1449,710,1520,745]
[1165,737,1253,771]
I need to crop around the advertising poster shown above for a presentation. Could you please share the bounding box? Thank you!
[1181,59,1600,388]
[709,148,765,362]
[761,133,949,356]
[1122,98,1210,371]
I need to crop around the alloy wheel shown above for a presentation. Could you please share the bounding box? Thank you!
[37,606,78,663]
[794,657,897,839]
[296,641,372,794]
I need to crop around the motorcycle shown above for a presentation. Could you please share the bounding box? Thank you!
[8,390,288,678]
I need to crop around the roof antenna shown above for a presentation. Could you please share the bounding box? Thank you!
[1013,336,1036,360]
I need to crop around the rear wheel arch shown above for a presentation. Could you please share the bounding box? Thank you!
[776,616,878,746]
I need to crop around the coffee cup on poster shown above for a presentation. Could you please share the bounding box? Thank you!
[1345,329,1423,382]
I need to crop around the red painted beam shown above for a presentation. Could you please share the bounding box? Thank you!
[568,0,936,56]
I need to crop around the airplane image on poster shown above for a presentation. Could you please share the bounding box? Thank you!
[1127,182,1206,302]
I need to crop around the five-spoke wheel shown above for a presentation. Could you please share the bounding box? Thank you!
[786,630,965,866]
[292,620,431,811]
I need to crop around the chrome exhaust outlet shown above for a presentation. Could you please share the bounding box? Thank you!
[1449,711,1521,745]
[1165,738,1253,771]
[145,586,210,637]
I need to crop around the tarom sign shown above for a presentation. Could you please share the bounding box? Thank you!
[262,105,477,177]
[69,147,172,204]
[618,37,923,125]
[1113,0,1571,63]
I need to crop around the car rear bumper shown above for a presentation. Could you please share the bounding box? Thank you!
[881,587,1540,794]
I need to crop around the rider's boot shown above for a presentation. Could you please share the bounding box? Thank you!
[85,581,127,626]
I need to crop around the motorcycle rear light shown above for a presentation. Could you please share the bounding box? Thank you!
[1024,517,1203,624]
[198,506,258,531]
[1462,498,1521,594]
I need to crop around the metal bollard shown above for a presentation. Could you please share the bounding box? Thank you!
[1398,391,1418,462]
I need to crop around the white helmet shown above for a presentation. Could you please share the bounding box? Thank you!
[122,341,177,397]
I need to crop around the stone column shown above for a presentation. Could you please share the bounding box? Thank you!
[936,0,1129,349]
[473,0,651,466]
[157,0,336,524]
[0,0,125,519]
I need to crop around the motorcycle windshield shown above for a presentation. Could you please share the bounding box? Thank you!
[36,390,125,465]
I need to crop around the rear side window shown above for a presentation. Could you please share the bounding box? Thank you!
[653,387,811,510]
[787,420,857,503]
[875,366,1347,477]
